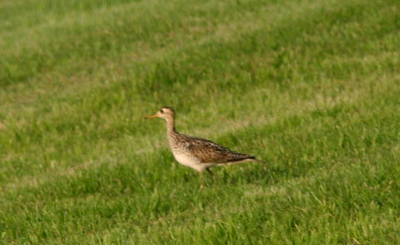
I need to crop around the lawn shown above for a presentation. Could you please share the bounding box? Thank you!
[0,0,399,244]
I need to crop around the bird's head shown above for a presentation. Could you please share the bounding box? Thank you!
[146,106,175,121]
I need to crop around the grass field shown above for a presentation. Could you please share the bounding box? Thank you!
[1,0,400,244]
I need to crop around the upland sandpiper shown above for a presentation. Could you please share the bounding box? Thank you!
[146,107,263,176]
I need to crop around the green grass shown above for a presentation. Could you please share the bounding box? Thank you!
[1,0,399,244]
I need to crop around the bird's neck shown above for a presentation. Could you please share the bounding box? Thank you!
[166,117,176,135]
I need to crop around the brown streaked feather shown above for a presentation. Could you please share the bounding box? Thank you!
[176,133,255,164]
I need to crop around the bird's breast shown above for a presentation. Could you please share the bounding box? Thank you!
[171,149,198,166]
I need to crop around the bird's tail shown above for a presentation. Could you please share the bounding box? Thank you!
[252,158,266,164]
[224,155,266,165]
[246,155,266,164]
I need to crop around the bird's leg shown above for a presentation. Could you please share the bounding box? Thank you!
[199,172,206,189]
[199,168,216,189]
[206,168,216,181]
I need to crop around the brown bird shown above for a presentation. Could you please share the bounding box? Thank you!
[146,107,263,177]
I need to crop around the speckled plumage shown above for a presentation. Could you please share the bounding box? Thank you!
[169,132,256,164]
[147,107,262,174]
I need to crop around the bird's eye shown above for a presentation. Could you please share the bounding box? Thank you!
[160,109,164,113]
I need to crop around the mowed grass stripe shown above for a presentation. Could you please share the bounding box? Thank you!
[0,0,295,87]
[1,0,397,106]
[0,0,342,106]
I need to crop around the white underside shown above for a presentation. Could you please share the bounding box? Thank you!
[172,152,205,172]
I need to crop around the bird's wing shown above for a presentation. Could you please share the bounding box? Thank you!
[179,134,255,164]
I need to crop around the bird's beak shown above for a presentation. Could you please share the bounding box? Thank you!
[145,114,159,119]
